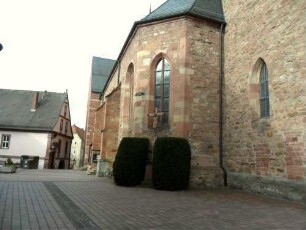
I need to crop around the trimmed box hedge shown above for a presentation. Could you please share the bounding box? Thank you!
[113,137,150,187]
[152,137,191,191]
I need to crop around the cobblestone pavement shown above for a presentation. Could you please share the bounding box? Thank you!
[0,169,305,230]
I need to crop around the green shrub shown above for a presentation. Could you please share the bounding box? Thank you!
[152,137,191,191]
[113,137,150,186]
[6,158,14,165]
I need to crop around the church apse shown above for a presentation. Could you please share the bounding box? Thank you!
[123,18,224,187]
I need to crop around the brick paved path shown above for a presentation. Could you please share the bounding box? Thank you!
[0,169,305,230]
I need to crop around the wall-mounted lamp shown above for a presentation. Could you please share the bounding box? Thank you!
[51,142,59,150]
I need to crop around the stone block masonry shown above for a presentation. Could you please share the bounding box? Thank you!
[84,92,101,164]
[223,0,306,199]
[87,0,305,200]
[102,16,224,187]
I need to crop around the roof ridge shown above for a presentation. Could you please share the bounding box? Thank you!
[0,88,66,95]
[190,0,197,12]
[140,0,225,24]
[92,56,116,62]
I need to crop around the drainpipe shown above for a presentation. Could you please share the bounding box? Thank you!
[219,23,227,186]
[117,60,121,86]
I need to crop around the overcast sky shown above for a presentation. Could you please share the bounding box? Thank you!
[0,0,167,129]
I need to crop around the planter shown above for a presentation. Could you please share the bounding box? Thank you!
[96,159,113,177]
[0,165,17,173]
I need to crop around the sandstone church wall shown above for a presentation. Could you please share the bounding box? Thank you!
[103,17,191,144]
[101,17,224,187]
[223,0,306,199]
[186,19,224,187]
[84,91,101,164]
[101,86,121,160]
[89,0,305,200]
[92,104,105,151]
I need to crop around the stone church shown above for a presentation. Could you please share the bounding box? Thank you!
[85,0,305,200]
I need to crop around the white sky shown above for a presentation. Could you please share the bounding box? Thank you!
[0,0,167,129]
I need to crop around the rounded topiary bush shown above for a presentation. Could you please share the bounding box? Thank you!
[113,137,150,187]
[152,137,191,191]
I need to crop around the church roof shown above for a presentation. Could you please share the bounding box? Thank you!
[91,57,116,93]
[101,0,225,95]
[0,89,67,132]
[141,0,225,24]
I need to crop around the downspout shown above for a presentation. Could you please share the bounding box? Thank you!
[117,60,121,86]
[68,140,71,169]
[219,23,227,186]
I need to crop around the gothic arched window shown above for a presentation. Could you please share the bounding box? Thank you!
[259,62,270,117]
[155,58,170,125]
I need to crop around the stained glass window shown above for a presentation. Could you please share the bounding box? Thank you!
[259,62,270,117]
[155,58,170,125]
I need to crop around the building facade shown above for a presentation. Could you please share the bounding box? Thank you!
[71,124,85,168]
[85,0,306,200]
[0,89,73,169]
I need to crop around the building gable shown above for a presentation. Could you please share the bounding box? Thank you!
[53,98,73,137]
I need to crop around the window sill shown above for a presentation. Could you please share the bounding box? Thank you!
[251,116,272,130]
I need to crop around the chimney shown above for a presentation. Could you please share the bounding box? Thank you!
[31,92,39,111]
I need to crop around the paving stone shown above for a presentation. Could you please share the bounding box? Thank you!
[0,169,305,229]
